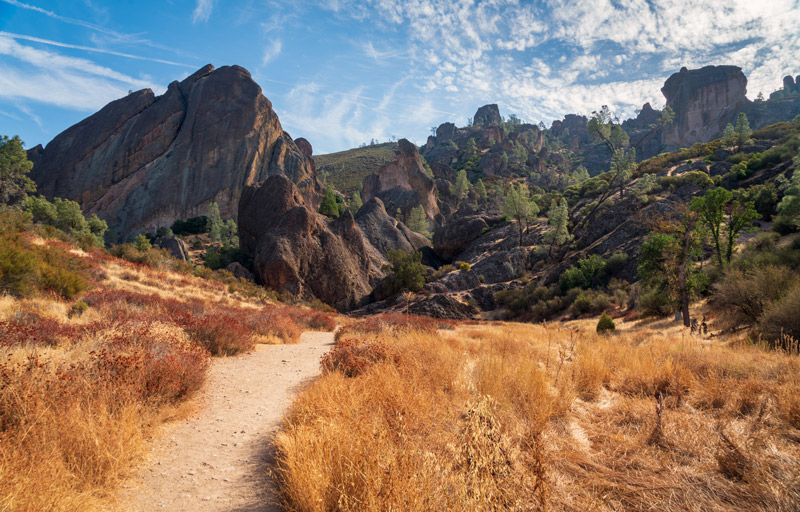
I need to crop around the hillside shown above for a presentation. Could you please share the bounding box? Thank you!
[0,208,336,510]
[314,142,398,194]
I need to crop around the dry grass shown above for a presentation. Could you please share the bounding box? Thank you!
[274,321,800,511]
[0,231,333,511]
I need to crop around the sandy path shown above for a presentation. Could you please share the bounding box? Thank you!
[117,331,334,512]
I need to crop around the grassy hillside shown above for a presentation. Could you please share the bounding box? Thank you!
[0,208,335,511]
[315,142,398,194]
[275,315,800,511]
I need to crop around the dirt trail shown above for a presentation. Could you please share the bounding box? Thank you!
[117,331,334,512]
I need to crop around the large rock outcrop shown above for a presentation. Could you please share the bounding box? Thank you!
[354,198,430,256]
[29,64,319,240]
[238,175,374,311]
[362,139,439,220]
[661,65,747,147]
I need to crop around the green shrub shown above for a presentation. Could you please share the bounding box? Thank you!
[430,264,456,281]
[758,283,800,347]
[133,234,151,251]
[382,250,426,294]
[596,313,615,334]
[70,300,89,317]
[639,288,673,316]
[171,216,209,235]
[605,253,628,276]
[457,261,471,272]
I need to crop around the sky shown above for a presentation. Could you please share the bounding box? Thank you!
[1,0,799,155]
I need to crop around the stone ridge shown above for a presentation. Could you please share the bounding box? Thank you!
[29,64,319,241]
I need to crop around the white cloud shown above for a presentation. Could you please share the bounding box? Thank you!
[261,39,282,65]
[192,0,214,23]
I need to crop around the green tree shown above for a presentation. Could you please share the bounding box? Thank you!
[134,233,151,251]
[587,105,629,152]
[776,163,800,230]
[734,112,752,151]
[690,187,759,266]
[221,219,238,247]
[474,178,487,202]
[502,183,538,246]
[572,165,590,184]
[609,148,636,198]
[543,198,571,255]
[450,169,470,203]
[207,202,223,242]
[722,123,735,146]
[383,249,425,293]
[22,195,106,247]
[349,190,363,214]
[406,205,431,239]
[319,186,339,218]
[0,135,36,204]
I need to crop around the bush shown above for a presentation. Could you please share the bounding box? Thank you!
[457,261,471,271]
[758,283,800,346]
[639,289,673,316]
[171,216,209,235]
[605,253,628,276]
[713,266,797,324]
[320,337,393,377]
[383,250,426,294]
[596,313,615,334]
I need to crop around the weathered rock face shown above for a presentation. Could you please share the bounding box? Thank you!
[29,64,319,241]
[354,198,430,256]
[408,294,476,319]
[362,139,439,220]
[238,175,373,311]
[473,104,502,126]
[433,215,489,262]
[662,65,747,147]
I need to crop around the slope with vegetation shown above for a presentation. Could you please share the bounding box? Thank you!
[314,142,398,195]
[275,316,800,511]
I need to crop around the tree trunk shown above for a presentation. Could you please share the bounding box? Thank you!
[679,225,692,327]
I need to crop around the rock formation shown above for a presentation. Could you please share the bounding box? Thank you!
[29,64,319,241]
[362,139,439,220]
[238,175,374,311]
[661,65,747,147]
[473,104,502,126]
[354,198,430,256]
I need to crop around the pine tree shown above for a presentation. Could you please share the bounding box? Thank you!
[450,169,470,203]
[502,183,538,246]
[722,123,735,146]
[319,186,339,218]
[474,179,487,202]
[0,135,35,204]
[349,190,363,214]
[207,202,223,242]
[406,205,431,239]
[734,112,752,150]
[543,198,571,254]
[572,165,590,184]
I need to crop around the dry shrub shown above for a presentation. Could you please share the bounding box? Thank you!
[247,308,302,343]
[285,306,337,331]
[276,322,800,512]
[185,312,256,355]
[320,336,393,377]
[334,313,445,341]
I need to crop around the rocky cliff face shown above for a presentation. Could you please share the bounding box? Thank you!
[661,65,747,147]
[29,64,319,240]
[362,139,439,220]
[238,175,375,311]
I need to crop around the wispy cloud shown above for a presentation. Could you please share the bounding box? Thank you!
[0,31,195,68]
[261,39,282,65]
[192,0,214,23]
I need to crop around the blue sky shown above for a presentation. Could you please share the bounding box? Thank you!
[1,0,799,155]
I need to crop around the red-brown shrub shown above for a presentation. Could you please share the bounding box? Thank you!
[334,313,445,341]
[320,336,395,377]
[183,312,255,356]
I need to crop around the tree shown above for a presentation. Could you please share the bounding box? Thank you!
[690,188,730,267]
[383,249,425,293]
[734,112,752,151]
[474,178,487,203]
[690,187,759,266]
[0,135,35,204]
[638,206,703,326]
[349,190,363,214]
[722,123,735,146]
[630,173,658,199]
[134,233,151,251]
[572,165,590,184]
[587,105,629,152]
[502,183,538,246]
[221,219,238,247]
[319,186,339,218]
[609,148,636,198]
[776,163,800,230]
[450,169,470,203]
[207,202,223,242]
[22,195,106,247]
[543,198,571,256]
[406,205,432,239]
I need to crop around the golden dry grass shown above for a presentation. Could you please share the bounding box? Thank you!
[274,320,800,511]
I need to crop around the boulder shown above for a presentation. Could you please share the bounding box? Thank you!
[433,270,480,292]
[470,286,498,311]
[225,262,254,281]
[362,139,439,220]
[408,294,476,319]
[473,104,502,126]
[471,247,528,284]
[155,236,190,262]
[661,65,747,147]
[433,216,489,261]
[238,175,373,311]
[30,64,319,241]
